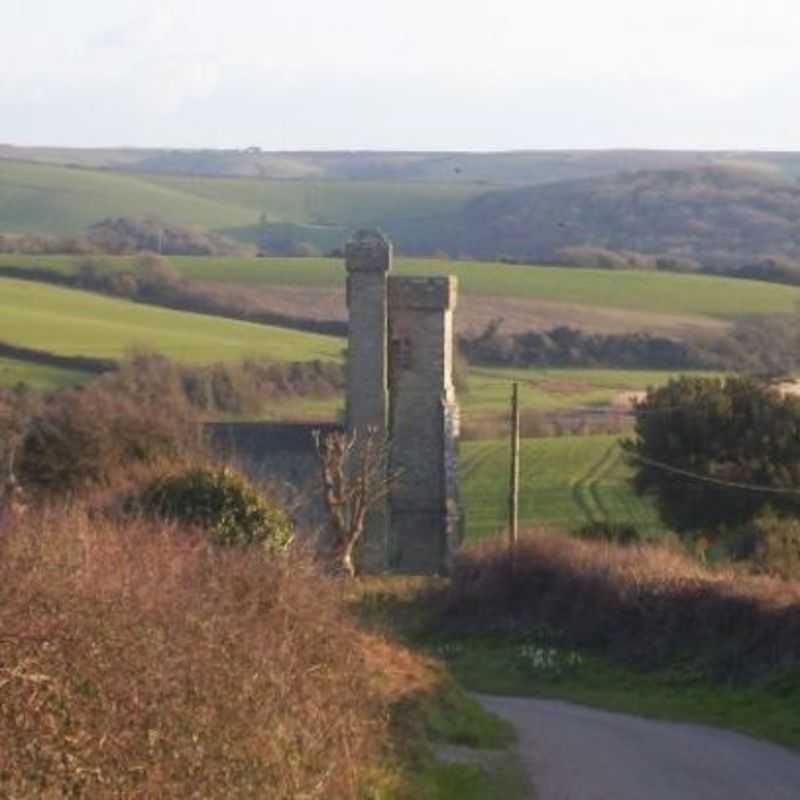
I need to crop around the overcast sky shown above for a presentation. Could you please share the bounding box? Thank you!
[2,0,798,150]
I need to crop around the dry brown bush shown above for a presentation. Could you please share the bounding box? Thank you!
[0,507,393,798]
[448,531,800,675]
[13,377,201,498]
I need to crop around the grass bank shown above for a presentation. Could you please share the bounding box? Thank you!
[424,531,800,749]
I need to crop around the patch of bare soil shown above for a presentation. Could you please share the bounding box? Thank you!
[208,282,728,340]
[194,281,348,322]
[456,296,729,339]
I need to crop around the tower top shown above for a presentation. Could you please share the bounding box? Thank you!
[345,229,393,273]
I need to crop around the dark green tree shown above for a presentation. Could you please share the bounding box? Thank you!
[623,376,800,532]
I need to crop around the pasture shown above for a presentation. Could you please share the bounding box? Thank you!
[459,434,661,540]
[0,278,343,365]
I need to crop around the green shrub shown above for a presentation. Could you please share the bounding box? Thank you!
[140,466,293,551]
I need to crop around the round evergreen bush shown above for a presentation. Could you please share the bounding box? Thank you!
[140,466,293,552]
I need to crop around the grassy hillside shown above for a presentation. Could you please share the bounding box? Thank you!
[4,253,800,321]
[0,160,251,235]
[0,278,342,364]
[460,434,660,540]
[0,159,480,250]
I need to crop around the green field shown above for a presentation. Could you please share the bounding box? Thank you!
[0,356,89,390]
[4,252,800,321]
[460,434,661,540]
[0,278,342,365]
[0,159,480,245]
[463,367,717,413]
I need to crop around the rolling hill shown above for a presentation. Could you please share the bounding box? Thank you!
[455,167,800,267]
[4,155,800,268]
[0,159,481,251]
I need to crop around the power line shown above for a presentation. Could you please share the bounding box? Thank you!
[623,447,800,496]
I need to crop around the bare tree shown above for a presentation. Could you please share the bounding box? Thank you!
[0,397,36,526]
[312,427,397,577]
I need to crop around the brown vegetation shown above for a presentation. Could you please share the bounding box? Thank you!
[461,312,800,375]
[458,167,800,271]
[2,365,200,499]
[0,217,245,258]
[0,507,394,798]
[86,217,245,256]
[447,531,800,676]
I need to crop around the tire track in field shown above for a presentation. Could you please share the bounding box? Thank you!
[459,440,509,537]
[459,440,502,480]
[588,445,622,522]
[571,442,619,525]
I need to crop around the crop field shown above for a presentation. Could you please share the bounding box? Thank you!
[0,278,343,365]
[459,434,661,541]
[3,253,799,322]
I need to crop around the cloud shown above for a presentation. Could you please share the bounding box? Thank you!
[87,2,179,50]
[1,0,799,148]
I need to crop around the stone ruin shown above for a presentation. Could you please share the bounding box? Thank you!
[345,230,461,575]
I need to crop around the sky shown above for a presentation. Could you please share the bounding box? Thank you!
[2,0,798,151]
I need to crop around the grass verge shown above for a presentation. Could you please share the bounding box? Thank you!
[351,579,530,799]
[428,530,800,751]
[426,633,800,750]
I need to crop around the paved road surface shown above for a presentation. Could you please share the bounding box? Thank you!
[476,695,800,800]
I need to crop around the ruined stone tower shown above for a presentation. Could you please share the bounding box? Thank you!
[345,230,461,575]
[345,231,391,572]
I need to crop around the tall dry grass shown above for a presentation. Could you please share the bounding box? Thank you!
[448,530,800,675]
[0,506,390,798]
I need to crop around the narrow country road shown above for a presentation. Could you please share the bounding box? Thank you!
[476,695,800,800]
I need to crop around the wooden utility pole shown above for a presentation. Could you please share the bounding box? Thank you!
[509,382,520,553]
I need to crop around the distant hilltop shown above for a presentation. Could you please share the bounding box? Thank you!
[3,144,800,184]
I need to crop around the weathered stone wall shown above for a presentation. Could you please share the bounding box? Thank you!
[387,275,460,574]
[345,231,391,572]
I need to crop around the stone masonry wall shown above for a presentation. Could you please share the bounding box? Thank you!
[387,275,459,574]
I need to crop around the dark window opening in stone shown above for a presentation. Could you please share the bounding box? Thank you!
[391,337,413,371]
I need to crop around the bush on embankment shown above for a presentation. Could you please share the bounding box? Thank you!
[3,371,201,499]
[0,507,391,798]
[446,531,800,677]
